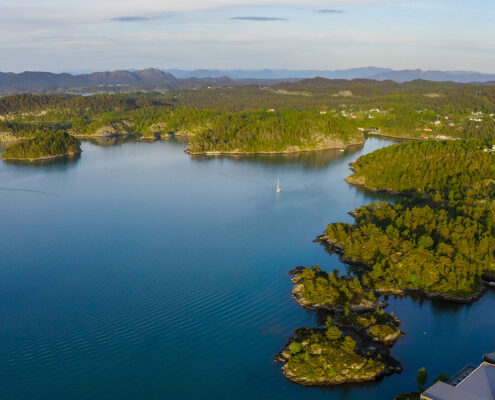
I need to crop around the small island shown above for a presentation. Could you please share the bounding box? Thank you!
[1,131,81,161]
[278,265,404,386]
[289,265,382,312]
[278,326,387,386]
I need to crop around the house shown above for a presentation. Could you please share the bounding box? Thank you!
[267,109,275,112]
[421,351,495,400]
[366,127,381,134]
[424,128,433,132]
[320,111,327,114]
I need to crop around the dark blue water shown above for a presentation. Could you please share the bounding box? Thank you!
[1,137,493,400]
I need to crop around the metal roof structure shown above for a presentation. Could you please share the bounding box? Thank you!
[422,355,495,400]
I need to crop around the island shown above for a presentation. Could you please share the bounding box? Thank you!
[1,131,81,161]
[289,265,381,312]
[277,265,404,386]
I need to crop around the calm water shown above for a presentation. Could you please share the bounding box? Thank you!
[1,137,494,400]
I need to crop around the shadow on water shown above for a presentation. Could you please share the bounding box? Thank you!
[84,135,190,148]
[351,184,400,203]
[84,135,140,147]
[0,153,81,170]
[389,292,468,315]
[190,144,365,170]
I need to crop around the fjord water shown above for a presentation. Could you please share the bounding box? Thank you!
[1,137,494,400]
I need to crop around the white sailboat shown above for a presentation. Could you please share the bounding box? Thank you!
[276,177,282,193]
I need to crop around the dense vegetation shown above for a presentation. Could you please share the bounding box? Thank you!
[2,80,495,154]
[279,327,386,385]
[335,309,404,344]
[1,131,81,160]
[290,266,378,310]
[324,140,495,298]
[188,111,362,153]
[279,265,403,386]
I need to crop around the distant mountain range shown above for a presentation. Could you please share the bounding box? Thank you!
[1,67,495,94]
[165,67,495,83]
[0,68,176,93]
[164,67,393,80]
[0,68,292,94]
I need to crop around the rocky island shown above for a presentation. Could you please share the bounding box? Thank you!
[278,265,404,386]
[1,131,81,161]
[289,265,382,312]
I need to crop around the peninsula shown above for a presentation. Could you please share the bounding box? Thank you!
[324,140,495,302]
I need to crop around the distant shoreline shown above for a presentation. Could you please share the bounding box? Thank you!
[186,142,364,156]
[1,150,81,162]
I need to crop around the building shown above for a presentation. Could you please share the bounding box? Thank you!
[421,351,495,400]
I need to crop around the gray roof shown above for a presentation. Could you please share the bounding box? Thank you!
[485,352,495,365]
[423,362,495,400]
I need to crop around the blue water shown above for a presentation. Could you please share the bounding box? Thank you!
[0,137,493,400]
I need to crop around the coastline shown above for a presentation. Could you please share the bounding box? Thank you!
[277,324,403,386]
[1,150,81,162]
[186,141,365,156]
[289,266,384,313]
[344,174,415,197]
[366,131,421,141]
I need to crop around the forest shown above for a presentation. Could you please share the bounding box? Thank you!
[1,79,495,154]
[1,131,81,160]
[324,140,495,298]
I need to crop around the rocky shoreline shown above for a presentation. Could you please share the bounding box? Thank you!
[1,149,81,162]
[276,321,403,386]
[278,263,404,386]
[289,266,383,313]
[186,139,365,155]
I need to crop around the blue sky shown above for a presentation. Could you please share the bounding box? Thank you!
[1,0,495,73]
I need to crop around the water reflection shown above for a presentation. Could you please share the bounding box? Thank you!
[84,134,139,147]
[351,185,399,203]
[1,153,81,169]
[191,145,364,170]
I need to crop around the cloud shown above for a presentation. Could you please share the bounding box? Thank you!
[230,16,287,21]
[317,9,343,13]
[112,16,151,22]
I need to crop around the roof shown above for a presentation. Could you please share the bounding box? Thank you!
[485,352,495,364]
[422,362,495,400]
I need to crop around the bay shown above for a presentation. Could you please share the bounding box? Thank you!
[0,137,493,399]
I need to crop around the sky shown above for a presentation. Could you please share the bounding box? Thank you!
[1,0,495,73]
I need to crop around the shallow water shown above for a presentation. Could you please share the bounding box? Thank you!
[0,137,493,400]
